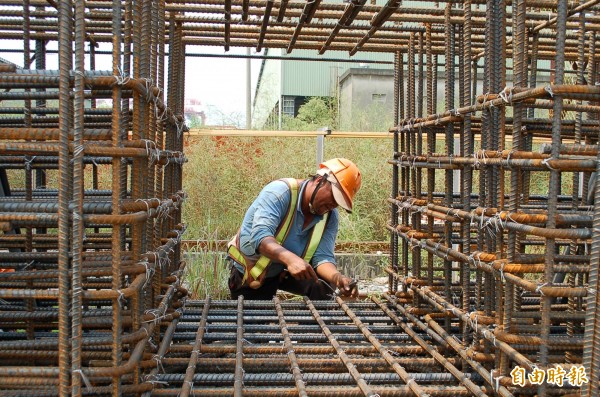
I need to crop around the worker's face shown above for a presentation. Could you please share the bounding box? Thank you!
[311,177,338,215]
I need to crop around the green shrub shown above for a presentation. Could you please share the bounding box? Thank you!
[182,135,392,242]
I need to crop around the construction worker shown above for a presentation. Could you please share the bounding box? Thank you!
[227,158,362,300]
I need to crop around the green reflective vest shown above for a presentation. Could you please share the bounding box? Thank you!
[227,178,329,288]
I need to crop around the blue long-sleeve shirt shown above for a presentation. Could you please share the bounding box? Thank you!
[232,179,339,278]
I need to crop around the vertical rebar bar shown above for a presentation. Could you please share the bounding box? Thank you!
[274,297,308,397]
[57,0,73,394]
[443,0,454,330]
[111,0,124,393]
[234,295,244,397]
[180,298,211,397]
[391,51,400,293]
[541,2,568,395]
[70,0,86,394]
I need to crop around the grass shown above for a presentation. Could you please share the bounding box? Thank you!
[183,238,230,300]
[182,135,393,242]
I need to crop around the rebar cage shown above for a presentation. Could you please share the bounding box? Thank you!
[1,0,600,396]
[0,0,187,395]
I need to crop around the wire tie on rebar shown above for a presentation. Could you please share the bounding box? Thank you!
[153,354,166,374]
[114,67,130,86]
[496,213,507,231]
[23,155,36,171]
[544,84,554,97]
[180,380,195,397]
[144,309,161,324]
[157,105,168,122]
[163,155,171,170]
[479,208,486,229]
[536,282,547,296]
[469,210,477,227]
[541,157,556,170]
[175,116,186,139]
[73,369,92,389]
[452,334,462,345]
[144,373,169,386]
[452,293,460,307]
[505,149,516,168]
[489,369,501,392]
[469,311,479,332]
[116,289,126,307]
[136,198,151,214]
[141,326,149,338]
[387,349,400,357]
[498,87,509,104]
[499,262,506,283]
[143,78,153,103]
[588,287,596,296]
[23,260,35,270]
[73,143,85,159]
[467,254,475,266]
[584,241,590,255]
[72,211,82,222]
[142,260,154,289]
[147,336,158,350]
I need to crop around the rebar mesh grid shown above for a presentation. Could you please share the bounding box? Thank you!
[149,297,491,397]
[0,0,187,395]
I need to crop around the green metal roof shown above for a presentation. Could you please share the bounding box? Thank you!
[281,50,394,97]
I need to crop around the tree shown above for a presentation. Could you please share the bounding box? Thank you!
[282,97,337,131]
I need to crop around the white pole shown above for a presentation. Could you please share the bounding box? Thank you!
[246,48,251,130]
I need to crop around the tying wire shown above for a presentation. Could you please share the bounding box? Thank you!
[541,157,557,170]
[536,282,548,296]
[114,66,130,86]
[153,354,166,375]
[144,373,169,387]
[116,289,126,308]
[72,369,92,389]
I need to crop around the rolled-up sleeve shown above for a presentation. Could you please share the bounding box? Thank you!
[312,209,339,268]
[239,181,290,257]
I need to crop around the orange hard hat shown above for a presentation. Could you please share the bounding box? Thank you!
[319,158,362,212]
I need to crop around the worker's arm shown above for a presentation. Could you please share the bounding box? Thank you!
[316,262,358,298]
[258,236,318,281]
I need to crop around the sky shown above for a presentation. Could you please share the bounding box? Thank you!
[0,40,262,127]
[184,46,262,127]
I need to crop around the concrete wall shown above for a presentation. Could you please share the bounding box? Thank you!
[339,68,395,131]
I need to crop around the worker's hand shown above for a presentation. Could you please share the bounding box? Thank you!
[286,257,319,282]
[332,273,359,298]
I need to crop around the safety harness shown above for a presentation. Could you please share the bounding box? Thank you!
[227,178,329,289]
